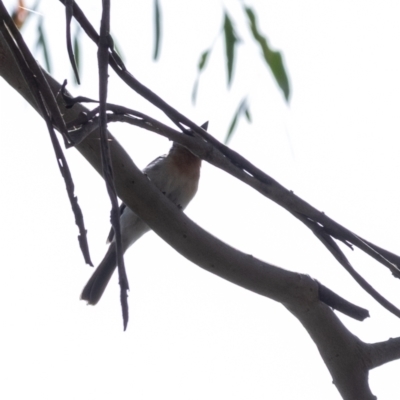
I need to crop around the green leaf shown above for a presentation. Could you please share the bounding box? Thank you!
[31,0,42,12]
[65,0,80,84]
[198,49,210,71]
[192,78,199,104]
[225,97,251,144]
[36,18,51,73]
[192,49,211,104]
[244,6,290,101]
[223,12,239,87]
[244,103,251,122]
[153,0,162,60]
[73,28,81,84]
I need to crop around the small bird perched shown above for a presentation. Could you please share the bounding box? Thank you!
[81,138,202,305]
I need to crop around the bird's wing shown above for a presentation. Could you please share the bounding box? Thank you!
[105,154,167,243]
[143,155,167,175]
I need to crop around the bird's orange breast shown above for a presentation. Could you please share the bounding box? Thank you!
[170,146,201,181]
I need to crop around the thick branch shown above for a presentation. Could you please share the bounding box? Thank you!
[287,303,376,400]
[0,4,92,265]
[367,337,400,370]
[0,30,317,303]
[63,100,400,316]
[58,0,400,280]
[0,29,396,400]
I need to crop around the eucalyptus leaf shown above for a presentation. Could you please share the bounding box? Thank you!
[65,0,80,84]
[36,20,51,73]
[192,48,211,104]
[198,49,210,71]
[244,103,251,122]
[73,29,81,84]
[223,12,239,87]
[225,97,250,144]
[244,6,290,101]
[153,0,161,60]
[192,78,199,104]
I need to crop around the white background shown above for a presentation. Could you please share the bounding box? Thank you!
[1,1,400,399]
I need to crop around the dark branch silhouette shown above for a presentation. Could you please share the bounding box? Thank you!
[1,2,400,398]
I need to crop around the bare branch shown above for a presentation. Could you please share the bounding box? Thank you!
[1,23,399,399]
[286,302,377,400]
[298,213,400,318]
[367,337,400,369]
[62,93,400,317]
[317,283,369,321]
[96,0,129,330]
[57,0,400,294]
[0,2,92,266]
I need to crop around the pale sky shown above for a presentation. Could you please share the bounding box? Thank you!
[1,1,400,399]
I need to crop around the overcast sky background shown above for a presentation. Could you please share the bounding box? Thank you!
[1,1,400,399]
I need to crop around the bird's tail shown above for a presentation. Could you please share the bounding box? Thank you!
[81,244,118,305]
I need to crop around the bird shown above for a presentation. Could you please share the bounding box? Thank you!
[81,130,204,305]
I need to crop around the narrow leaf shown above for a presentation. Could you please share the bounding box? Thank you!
[36,19,51,72]
[225,97,249,144]
[223,12,239,87]
[192,49,211,104]
[65,0,80,84]
[244,102,252,122]
[192,77,199,104]
[244,6,290,101]
[73,27,81,84]
[198,49,210,71]
[153,0,162,60]
[31,0,41,12]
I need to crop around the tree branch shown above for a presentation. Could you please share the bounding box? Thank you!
[57,0,400,299]
[367,337,400,370]
[2,25,400,400]
[61,95,400,318]
[0,2,92,266]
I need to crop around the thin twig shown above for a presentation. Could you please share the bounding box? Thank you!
[0,2,92,266]
[62,105,374,320]
[1,3,70,144]
[300,214,400,318]
[97,0,129,330]
[61,95,400,317]
[317,283,369,321]
[57,0,400,276]
[57,0,400,320]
